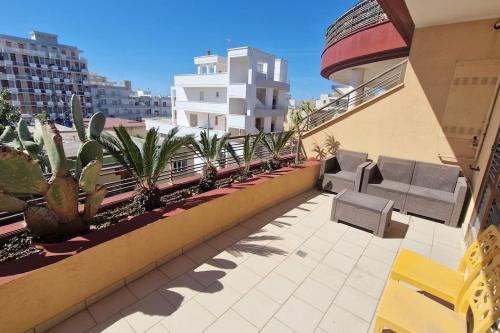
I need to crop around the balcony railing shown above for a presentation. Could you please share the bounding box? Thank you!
[307,59,407,129]
[0,132,296,231]
[325,0,388,48]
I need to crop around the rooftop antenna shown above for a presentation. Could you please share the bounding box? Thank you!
[226,38,231,49]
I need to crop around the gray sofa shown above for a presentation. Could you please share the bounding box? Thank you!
[361,156,415,211]
[362,156,467,227]
[319,149,370,193]
[404,161,467,227]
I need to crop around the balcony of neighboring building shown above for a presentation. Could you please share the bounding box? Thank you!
[174,73,229,87]
[320,0,412,84]
[146,116,226,138]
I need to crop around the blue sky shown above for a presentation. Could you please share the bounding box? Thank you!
[1,0,357,100]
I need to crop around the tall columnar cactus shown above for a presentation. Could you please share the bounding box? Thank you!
[0,96,107,242]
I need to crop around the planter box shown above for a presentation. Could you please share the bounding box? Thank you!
[0,162,319,332]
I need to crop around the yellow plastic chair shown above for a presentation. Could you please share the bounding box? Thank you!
[374,255,500,333]
[390,225,499,309]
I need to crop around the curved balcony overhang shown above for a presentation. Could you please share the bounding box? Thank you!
[320,0,413,80]
[320,21,409,80]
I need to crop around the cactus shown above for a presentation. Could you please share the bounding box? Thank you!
[0,95,108,242]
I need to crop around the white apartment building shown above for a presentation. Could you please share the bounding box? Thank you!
[314,84,352,109]
[147,47,289,137]
[0,31,92,118]
[90,74,171,121]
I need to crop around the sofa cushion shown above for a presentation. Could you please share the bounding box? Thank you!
[337,149,368,173]
[328,170,356,182]
[411,162,460,193]
[378,156,415,184]
[407,185,455,204]
[370,179,410,194]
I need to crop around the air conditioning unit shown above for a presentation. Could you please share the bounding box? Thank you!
[47,101,54,106]
[62,67,68,71]
[43,77,51,82]
[9,88,18,94]
[29,63,37,68]
[6,74,16,80]
[64,79,70,83]
[41,64,48,69]
[11,101,21,106]
[53,78,60,83]
[45,89,52,94]
[51,65,58,70]
[32,76,39,81]
[36,101,43,106]
[66,91,72,95]
[55,90,62,94]
[34,89,42,94]
[4,60,13,66]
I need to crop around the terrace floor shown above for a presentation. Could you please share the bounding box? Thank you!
[47,190,465,333]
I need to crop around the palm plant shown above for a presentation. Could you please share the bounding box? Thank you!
[227,131,265,180]
[289,100,315,163]
[99,125,189,212]
[261,131,294,170]
[188,131,231,192]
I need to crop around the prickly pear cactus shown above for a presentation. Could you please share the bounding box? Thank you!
[0,121,107,242]
[0,95,108,242]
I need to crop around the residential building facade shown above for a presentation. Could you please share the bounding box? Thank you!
[90,74,171,121]
[0,31,92,119]
[147,47,289,137]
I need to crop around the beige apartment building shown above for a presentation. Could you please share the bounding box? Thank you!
[304,0,500,242]
[0,31,92,118]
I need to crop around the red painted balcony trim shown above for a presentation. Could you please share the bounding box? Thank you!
[320,21,409,79]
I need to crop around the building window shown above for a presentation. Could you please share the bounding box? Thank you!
[199,91,204,101]
[172,159,188,173]
[216,91,219,98]
[189,114,198,127]
[214,116,218,126]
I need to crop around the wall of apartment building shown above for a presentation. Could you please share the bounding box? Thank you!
[302,18,500,229]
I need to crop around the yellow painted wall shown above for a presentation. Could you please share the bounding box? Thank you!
[0,164,319,333]
[303,18,499,231]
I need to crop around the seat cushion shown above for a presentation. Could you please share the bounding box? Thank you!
[412,162,460,193]
[322,171,356,193]
[337,190,390,212]
[408,185,455,204]
[367,180,409,211]
[337,149,368,173]
[370,179,410,194]
[329,170,356,182]
[377,155,415,184]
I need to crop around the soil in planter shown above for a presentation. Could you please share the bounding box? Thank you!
[0,231,42,264]
[0,163,290,264]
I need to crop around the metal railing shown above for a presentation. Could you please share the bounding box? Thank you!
[325,0,388,48]
[0,132,297,227]
[307,60,408,129]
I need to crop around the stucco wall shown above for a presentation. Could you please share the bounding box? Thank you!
[303,18,500,229]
